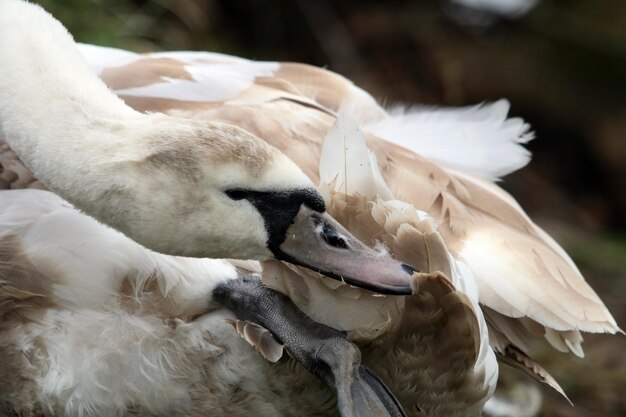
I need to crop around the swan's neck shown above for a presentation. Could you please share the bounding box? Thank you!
[0,1,143,147]
[0,1,158,230]
[0,1,283,262]
[0,1,139,121]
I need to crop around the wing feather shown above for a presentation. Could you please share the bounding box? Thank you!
[0,189,238,317]
[68,45,621,346]
[365,101,533,181]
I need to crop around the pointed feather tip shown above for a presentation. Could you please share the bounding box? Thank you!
[498,346,573,406]
[364,99,535,181]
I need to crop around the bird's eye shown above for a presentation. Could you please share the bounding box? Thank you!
[225,189,250,201]
[321,223,349,249]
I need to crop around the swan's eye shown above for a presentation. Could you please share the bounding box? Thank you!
[321,223,349,249]
[225,189,250,201]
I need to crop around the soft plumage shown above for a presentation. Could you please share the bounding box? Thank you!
[0,1,621,416]
[75,40,620,405]
[79,41,618,337]
[0,189,338,417]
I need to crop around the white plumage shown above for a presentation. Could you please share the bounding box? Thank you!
[365,100,533,181]
[0,1,620,416]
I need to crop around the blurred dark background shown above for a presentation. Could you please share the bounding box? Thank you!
[35,0,626,415]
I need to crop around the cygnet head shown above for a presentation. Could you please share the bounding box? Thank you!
[127,116,415,295]
[0,0,415,295]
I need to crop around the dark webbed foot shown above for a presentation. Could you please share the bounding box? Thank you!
[213,276,407,417]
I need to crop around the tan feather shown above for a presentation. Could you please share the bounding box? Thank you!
[364,271,489,417]
[225,319,284,363]
[1,43,621,416]
[496,345,570,403]
[5,48,620,343]
[135,62,615,337]
[0,235,55,325]
[0,140,46,190]
[100,57,193,91]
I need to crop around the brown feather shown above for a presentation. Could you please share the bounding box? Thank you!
[0,235,55,326]
[0,140,47,190]
[496,345,571,403]
[4,52,618,340]
[101,58,193,91]
[225,319,284,363]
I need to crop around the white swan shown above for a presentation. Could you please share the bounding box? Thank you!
[0,2,413,416]
[0,0,414,295]
[0,1,620,416]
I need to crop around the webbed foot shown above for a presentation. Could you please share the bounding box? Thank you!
[214,276,407,417]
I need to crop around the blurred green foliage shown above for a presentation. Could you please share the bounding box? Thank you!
[36,0,224,52]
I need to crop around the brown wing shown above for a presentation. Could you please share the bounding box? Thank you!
[37,48,624,352]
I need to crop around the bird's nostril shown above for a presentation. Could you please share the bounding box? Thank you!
[401,263,418,275]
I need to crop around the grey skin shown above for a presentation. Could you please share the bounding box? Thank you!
[213,276,408,417]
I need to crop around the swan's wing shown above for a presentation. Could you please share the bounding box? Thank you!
[371,140,620,347]
[0,189,238,318]
[76,44,531,182]
[0,189,137,315]
[74,46,620,349]
[363,101,534,181]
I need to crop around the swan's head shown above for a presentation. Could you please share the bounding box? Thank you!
[131,118,414,295]
[0,0,414,293]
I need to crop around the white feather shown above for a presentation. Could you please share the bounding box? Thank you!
[75,45,534,184]
[364,100,534,180]
[0,189,238,312]
[76,43,139,74]
[319,119,499,405]
[319,114,392,199]
[114,61,279,102]
[74,44,534,183]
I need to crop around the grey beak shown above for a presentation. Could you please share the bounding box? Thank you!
[273,206,416,295]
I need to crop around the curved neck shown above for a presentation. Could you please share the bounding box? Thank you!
[0,1,152,226]
[0,1,139,122]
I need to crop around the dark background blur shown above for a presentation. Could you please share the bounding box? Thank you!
[36,1,626,415]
